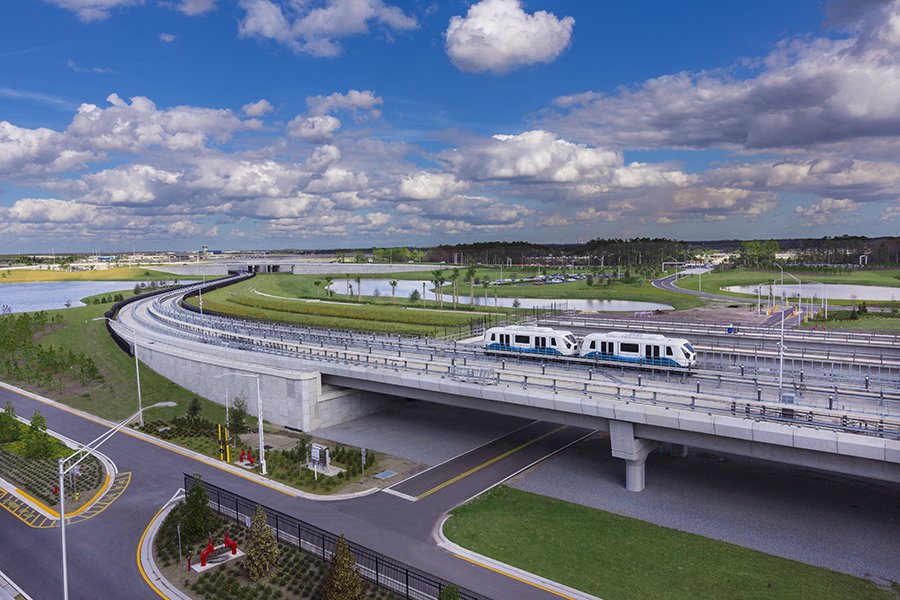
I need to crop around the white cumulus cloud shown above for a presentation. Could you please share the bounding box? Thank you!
[444,0,574,74]
[242,99,274,117]
[238,0,417,57]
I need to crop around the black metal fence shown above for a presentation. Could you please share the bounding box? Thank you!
[184,474,491,600]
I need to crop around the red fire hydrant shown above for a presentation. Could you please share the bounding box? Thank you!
[224,532,237,555]
[200,538,215,567]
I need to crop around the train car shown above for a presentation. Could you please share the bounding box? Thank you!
[483,325,578,357]
[579,331,696,368]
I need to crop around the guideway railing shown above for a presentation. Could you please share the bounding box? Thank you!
[184,474,491,600]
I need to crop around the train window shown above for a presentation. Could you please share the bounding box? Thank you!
[490,333,496,342]
[515,335,530,344]
[666,346,673,356]
[589,340,596,350]
[550,338,557,346]
[621,343,639,353]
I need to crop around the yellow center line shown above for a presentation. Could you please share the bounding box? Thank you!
[417,425,568,499]
[454,554,577,600]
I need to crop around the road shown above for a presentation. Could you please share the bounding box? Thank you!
[0,382,590,600]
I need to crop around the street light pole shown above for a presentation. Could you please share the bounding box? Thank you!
[771,264,785,400]
[60,401,175,600]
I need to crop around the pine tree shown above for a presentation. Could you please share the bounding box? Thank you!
[321,534,363,600]
[246,504,280,581]
[0,400,19,443]
[182,475,216,546]
[228,394,249,437]
[24,410,54,458]
[438,584,461,600]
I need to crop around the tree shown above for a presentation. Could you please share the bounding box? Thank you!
[482,280,490,307]
[409,289,420,304]
[182,475,216,546]
[294,432,311,462]
[246,504,280,581]
[24,410,54,458]
[466,267,477,306]
[450,268,460,309]
[228,394,249,436]
[389,280,398,302]
[321,534,364,600]
[314,280,322,299]
[0,400,19,443]
[354,276,361,302]
[438,584,461,600]
[324,276,334,298]
[187,396,202,421]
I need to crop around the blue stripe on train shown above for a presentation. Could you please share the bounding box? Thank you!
[580,352,682,368]
[484,343,567,356]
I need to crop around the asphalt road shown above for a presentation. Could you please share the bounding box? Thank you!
[0,384,586,600]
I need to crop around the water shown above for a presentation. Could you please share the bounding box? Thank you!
[724,283,900,302]
[330,279,673,312]
[0,281,155,314]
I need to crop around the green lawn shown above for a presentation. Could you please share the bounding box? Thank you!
[0,266,182,283]
[445,486,898,600]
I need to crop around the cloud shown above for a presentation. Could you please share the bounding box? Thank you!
[793,197,863,226]
[242,99,274,117]
[177,0,217,15]
[238,0,417,57]
[66,93,243,153]
[444,0,574,74]
[398,172,468,200]
[306,90,382,118]
[66,59,115,74]
[540,0,900,154]
[287,115,341,143]
[159,33,177,43]
[42,0,139,22]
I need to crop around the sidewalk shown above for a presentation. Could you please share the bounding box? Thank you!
[0,569,32,600]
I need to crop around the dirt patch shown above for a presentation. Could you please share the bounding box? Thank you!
[596,301,769,326]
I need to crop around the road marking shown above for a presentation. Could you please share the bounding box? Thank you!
[416,425,568,500]
[381,487,418,502]
[0,473,130,528]
[454,554,578,600]
[137,502,171,599]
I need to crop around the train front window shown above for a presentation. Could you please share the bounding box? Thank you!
[684,343,695,354]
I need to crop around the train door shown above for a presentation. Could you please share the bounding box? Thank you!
[536,336,547,352]
[645,344,661,363]
[501,333,511,347]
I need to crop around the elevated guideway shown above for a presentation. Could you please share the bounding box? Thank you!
[106,277,900,492]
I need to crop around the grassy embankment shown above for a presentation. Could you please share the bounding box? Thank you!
[445,486,899,600]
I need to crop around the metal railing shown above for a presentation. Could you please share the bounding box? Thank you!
[185,474,490,600]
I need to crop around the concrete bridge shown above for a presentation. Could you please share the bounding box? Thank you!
[111,283,900,492]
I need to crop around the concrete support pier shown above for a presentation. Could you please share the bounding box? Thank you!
[610,420,660,492]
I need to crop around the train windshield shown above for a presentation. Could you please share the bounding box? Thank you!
[682,343,695,360]
[564,334,576,348]
[684,343,695,355]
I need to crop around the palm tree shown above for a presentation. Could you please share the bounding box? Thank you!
[431,269,443,307]
[437,273,446,308]
[324,276,334,298]
[466,267,477,306]
[313,280,321,299]
[389,280,398,302]
[482,280,490,308]
[345,273,351,296]
[354,276,362,302]
[450,268,460,309]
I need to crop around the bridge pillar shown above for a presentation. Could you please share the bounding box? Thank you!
[609,420,660,492]
[671,443,688,458]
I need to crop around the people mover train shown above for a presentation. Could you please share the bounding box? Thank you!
[483,325,697,368]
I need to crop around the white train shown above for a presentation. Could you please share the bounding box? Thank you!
[483,325,697,368]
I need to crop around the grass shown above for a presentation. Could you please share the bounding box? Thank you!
[14,302,224,424]
[445,486,898,600]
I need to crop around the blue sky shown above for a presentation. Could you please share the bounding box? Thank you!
[2,0,900,253]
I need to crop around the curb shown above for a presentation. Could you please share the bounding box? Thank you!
[139,490,193,600]
[0,568,33,600]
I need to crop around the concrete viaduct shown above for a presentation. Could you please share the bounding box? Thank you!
[111,285,900,493]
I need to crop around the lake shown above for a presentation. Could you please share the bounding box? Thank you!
[1,281,159,314]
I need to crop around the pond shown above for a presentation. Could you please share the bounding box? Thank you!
[0,281,170,314]
[329,279,673,312]
[723,283,900,302]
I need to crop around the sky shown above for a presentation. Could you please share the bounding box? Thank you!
[3,0,900,253]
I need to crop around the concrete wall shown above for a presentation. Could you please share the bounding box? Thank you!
[134,334,401,432]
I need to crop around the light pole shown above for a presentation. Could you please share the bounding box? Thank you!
[60,401,175,600]
[215,372,266,475]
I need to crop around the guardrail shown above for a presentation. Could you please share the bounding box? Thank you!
[185,474,491,600]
